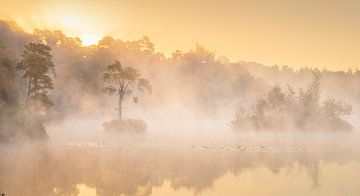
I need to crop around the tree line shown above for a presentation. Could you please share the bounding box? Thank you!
[0,20,357,137]
[231,71,353,131]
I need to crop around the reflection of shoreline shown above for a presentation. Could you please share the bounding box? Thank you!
[0,143,359,196]
[59,141,310,152]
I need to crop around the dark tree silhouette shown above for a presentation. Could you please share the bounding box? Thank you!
[17,42,55,110]
[103,60,151,120]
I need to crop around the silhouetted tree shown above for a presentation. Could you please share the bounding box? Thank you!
[17,42,55,110]
[103,60,151,120]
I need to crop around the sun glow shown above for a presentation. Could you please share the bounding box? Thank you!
[38,10,104,46]
[79,34,102,46]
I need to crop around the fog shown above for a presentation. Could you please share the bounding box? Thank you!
[1,20,360,195]
[2,133,360,196]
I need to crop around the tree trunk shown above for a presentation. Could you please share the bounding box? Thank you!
[25,76,32,105]
[118,94,122,121]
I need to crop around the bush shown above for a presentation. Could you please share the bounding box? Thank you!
[231,71,353,132]
[0,105,48,142]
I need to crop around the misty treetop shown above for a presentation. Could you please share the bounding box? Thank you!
[0,20,359,135]
[231,71,353,132]
[2,20,358,117]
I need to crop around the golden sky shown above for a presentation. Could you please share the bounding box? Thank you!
[1,0,360,70]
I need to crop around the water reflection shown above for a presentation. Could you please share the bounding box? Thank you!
[77,184,96,196]
[0,143,359,196]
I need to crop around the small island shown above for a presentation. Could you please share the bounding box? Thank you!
[102,60,151,133]
[231,71,353,132]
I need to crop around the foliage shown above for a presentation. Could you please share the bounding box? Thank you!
[1,19,359,124]
[0,41,52,142]
[0,95,48,142]
[231,71,353,132]
[17,42,55,110]
[103,60,151,120]
[0,43,17,105]
[0,105,48,142]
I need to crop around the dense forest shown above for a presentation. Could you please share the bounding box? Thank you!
[0,20,359,141]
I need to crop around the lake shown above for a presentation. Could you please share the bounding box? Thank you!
[1,132,359,196]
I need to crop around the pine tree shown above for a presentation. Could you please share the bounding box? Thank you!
[17,42,55,110]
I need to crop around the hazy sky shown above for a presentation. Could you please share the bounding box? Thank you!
[1,0,360,70]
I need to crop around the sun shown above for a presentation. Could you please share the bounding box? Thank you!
[79,34,102,46]
[42,10,102,46]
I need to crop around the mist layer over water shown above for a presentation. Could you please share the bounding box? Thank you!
[1,139,360,196]
[1,117,360,196]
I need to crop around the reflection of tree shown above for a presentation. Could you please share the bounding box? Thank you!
[0,144,355,196]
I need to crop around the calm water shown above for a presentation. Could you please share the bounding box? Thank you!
[78,162,360,196]
[1,132,360,196]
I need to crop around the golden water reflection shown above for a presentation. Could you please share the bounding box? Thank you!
[152,162,360,196]
[77,161,360,196]
[77,184,96,196]
[1,143,359,196]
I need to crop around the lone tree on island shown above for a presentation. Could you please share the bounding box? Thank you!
[103,60,151,121]
[17,42,55,111]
